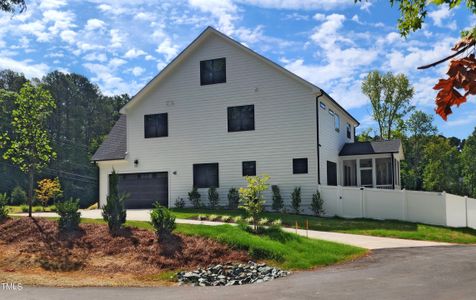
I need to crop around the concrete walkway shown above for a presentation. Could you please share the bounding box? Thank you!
[11,209,452,250]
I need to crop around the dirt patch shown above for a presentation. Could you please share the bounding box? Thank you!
[0,217,249,287]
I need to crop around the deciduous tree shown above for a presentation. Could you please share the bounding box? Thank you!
[423,137,460,193]
[462,128,476,197]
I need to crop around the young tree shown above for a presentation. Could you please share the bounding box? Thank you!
[102,170,127,235]
[35,177,63,209]
[462,128,476,198]
[361,71,414,140]
[239,175,270,232]
[423,137,460,193]
[271,185,283,212]
[0,82,56,217]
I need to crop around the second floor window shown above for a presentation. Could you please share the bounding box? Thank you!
[144,113,168,138]
[200,58,226,85]
[346,123,352,139]
[228,105,255,132]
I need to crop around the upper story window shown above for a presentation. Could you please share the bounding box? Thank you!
[329,109,340,132]
[242,161,256,176]
[319,101,326,110]
[144,113,168,138]
[346,123,352,139]
[228,105,255,132]
[200,58,226,85]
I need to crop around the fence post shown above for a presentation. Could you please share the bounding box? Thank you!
[402,189,407,221]
[361,187,366,218]
[338,185,344,217]
[465,196,469,228]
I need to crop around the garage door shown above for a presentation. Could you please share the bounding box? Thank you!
[114,172,168,208]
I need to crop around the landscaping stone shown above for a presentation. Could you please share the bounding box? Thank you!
[177,261,289,286]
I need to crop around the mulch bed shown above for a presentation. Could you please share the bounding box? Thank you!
[0,217,249,276]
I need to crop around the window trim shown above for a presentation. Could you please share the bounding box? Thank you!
[293,158,308,174]
[242,161,256,176]
[144,113,168,139]
[200,57,226,86]
[227,104,255,132]
[193,163,219,188]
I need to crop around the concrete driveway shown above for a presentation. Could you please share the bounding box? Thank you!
[13,209,451,249]
[4,246,476,300]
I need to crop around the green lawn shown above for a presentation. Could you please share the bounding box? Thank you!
[78,218,365,270]
[7,205,56,214]
[170,208,476,244]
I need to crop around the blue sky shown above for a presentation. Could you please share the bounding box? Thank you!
[0,0,475,138]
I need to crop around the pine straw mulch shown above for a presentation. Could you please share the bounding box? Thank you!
[0,217,249,287]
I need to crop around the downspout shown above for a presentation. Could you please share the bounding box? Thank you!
[316,90,324,185]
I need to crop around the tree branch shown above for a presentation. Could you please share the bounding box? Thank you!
[417,43,474,70]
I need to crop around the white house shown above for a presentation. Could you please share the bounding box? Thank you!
[92,26,403,209]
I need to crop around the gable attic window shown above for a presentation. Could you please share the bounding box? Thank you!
[200,58,226,85]
[144,113,168,138]
[319,102,326,110]
[228,105,255,132]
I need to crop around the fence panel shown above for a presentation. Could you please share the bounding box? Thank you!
[364,188,404,220]
[406,190,446,226]
[341,187,363,218]
[319,186,339,216]
[445,194,467,227]
[466,197,476,229]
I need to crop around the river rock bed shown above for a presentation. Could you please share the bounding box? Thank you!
[177,261,290,286]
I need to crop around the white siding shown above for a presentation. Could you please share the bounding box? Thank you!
[99,34,323,208]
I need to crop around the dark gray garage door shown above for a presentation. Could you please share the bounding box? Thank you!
[114,172,168,208]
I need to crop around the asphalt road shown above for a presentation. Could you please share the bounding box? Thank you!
[3,246,476,300]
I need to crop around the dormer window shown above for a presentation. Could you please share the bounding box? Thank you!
[200,58,226,85]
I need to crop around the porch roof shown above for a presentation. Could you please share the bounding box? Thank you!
[339,139,402,156]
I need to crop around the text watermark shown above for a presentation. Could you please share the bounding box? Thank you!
[2,283,23,291]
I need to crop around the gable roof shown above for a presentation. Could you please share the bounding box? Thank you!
[339,139,402,156]
[92,115,127,161]
[120,26,359,125]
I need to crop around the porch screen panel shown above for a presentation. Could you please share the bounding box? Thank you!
[376,158,392,185]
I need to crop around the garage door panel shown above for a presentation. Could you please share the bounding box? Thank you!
[114,172,168,209]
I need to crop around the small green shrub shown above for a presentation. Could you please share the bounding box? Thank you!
[291,187,301,214]
[174,197,185,209]
[221,215,231,222]
[232,215,242,223]
[102,171,127,235]
[0,193,9,222]
[258,217,269,226]
[270,219,282,228]
[239,175,270,232]
[208,214,219,221]
[188,187,202,209]
[150,203,176,241]
[311,190,325,216]
[33,206,43,212]
[208,187,219,209]
[20,205,28,213]
[271,185,283,212]
[10,186,27,205]
[197,214,207,221]
[227,187,240,209]
[56,198,81,231]
[245,216,254,224]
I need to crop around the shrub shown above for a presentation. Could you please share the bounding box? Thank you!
[208,214,219,221]
[208,187,219,209]
[150,203,176,241]
[20,205,28,212]
[56,198,81,231]
[232,215,242,223]
[33,206,43,212]
[221,215,231,222]
[239,175,270,232]
[10,186,27,205]
[271,185,283,212]
[270,219,282,228]
[245,216,254,224]
[102,171,127,235]
[188,187,202,209]
[291,187,301,214]
[35,177,63,208]
[311,190,325,216]
[258,217,269,226]
[227,187,240,209]
[174,197,185,209]
[0,193,9,222]
[198,214,206,221]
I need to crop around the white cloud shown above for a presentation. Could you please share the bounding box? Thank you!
[39,0,67,10]
[60,30,76,43]
[110,29,124,48]
[85,18,106,31]
[310,14,349,49]
[83,52,108,62]
[124,48,147,58]
[188,0,237,34]
[313,13,326,21]
[42,9,76,36]
[131,66,145,76]
[0,57,49,78]
[235,0,352,10]
[156,38,179,61]
[133,12,155,21]
[428,5,457,30]
[109,57,127,68]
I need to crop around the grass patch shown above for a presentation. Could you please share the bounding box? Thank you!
[170,208,476,244]
[80,218,365,270]
[7,205,56,214]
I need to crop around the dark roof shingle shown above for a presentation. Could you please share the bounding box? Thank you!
[92,115,127,161]
[339,139,401,156]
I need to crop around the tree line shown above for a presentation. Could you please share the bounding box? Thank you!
[359,70,476,198]
[0,69,129,206]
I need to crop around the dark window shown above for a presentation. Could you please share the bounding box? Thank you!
[242,161,256,176]
[293,158,308,174]
[346,123,352,139]
[320,102,326,109]
[228,105,255,132]
[193,163,219,188]
[327,161,337,186]
[144,113,168,138]
[200,58,226,85]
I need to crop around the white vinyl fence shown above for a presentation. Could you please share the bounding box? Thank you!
[318,185,476,229]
